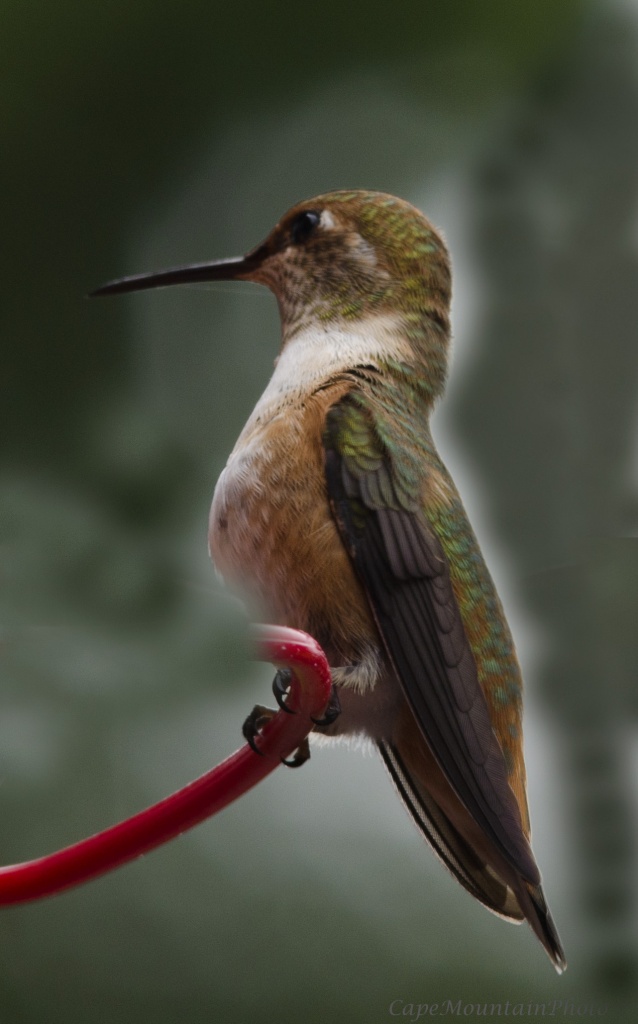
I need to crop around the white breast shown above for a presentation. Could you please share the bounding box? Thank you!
[246,311,409,423]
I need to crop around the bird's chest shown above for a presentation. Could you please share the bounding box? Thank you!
[208,386,354,629]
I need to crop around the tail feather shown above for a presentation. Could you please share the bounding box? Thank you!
[379,740,523,921]
[379,739,567,973]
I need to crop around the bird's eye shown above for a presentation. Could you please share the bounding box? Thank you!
[290,210,320,245]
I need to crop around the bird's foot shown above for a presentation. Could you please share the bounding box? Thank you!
[241,701,311,768]
[281,738,311,768]
[311,684,342,728]
[242,704,275,756]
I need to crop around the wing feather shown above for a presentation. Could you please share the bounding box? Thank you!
[323,395,540,886]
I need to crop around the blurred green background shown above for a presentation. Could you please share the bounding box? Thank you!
[2,1,638,1021]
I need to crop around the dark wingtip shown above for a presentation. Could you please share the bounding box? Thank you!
[525,884,567,974]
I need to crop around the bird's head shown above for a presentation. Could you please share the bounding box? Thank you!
[93,190,451,339]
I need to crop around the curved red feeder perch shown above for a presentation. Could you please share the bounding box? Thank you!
[0,625,332,906]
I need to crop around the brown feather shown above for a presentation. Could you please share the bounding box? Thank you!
[210,378,376,667]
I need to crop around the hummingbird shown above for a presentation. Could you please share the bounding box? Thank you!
[92,190,566,972]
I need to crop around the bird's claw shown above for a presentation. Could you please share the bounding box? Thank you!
[272,669,295,713]
[242,702,311,768]
[311,685,341,728]
[281,738,311,768]
[242,704,274,756]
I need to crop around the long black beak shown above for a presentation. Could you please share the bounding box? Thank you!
[89,249,266,298]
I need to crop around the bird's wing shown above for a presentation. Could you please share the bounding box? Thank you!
[322,391,539,886]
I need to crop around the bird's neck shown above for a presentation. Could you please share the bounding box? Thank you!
[241,311,449,441]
